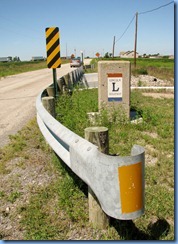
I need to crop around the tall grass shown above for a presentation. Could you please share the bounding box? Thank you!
[87,58,174,81]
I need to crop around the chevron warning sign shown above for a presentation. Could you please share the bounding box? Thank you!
[45,27,61,68]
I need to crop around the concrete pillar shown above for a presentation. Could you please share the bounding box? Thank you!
[42,96,56,118]
[98,61,131,118]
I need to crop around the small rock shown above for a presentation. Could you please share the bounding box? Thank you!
[6,207,10,213]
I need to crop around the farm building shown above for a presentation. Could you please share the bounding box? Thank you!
[0,57,12,62]
[31,56,45,61]
[120,51,139,58]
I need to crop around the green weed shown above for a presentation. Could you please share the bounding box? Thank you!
[56,89,98,137]
[132,68,148,76]
[0,191,5,198]
[8,191,21,203]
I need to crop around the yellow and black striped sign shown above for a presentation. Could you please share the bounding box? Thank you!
[45,27,61,68]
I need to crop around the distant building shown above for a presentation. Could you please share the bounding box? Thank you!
[31,56,45,61]
[169,55,174,59]
[0,56,12,62]
[148,56,156,59]
[120,51,139,58]
[149,55,162,59]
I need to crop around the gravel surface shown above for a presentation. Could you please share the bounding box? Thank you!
[0,63,73,148]
[131,74,173,87]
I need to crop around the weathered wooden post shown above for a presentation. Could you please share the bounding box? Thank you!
[42,96,56,118]
[84,126,110,229]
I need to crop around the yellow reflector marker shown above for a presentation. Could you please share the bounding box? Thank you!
[118,162,143,214]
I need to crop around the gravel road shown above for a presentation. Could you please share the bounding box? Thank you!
[0,63,73,148]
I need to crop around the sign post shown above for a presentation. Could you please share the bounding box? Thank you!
[45,27,61,98]
[52,69,58,98]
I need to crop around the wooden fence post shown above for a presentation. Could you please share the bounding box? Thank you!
[84,127,110,229]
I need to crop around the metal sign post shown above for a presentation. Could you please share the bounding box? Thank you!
[52,68,58,98]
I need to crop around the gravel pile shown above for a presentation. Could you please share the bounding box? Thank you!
[131,75,173,87]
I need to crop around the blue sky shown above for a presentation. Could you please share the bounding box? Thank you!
[0,0,174,61]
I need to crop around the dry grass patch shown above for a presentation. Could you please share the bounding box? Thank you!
[142,92,174,99]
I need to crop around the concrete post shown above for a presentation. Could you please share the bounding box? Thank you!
[46,86,55,97]
[42,96,56,118]
[84,126,110,229]
[98,61,131,118]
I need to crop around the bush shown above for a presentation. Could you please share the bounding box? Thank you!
[132,68,148,76]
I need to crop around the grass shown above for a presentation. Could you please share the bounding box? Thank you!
[0,61,47,77]
[0,59,69,78]
[56,89,98,137]
[86,58,174,81]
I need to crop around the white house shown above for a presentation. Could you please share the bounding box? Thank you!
[120,51,139,58]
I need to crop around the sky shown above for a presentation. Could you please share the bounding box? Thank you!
[0,0,175,61]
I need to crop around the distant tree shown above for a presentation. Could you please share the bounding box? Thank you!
[13,56,20,61]
[71,54,75,59]
[95,52,100,58]
[104,52,109,58]
[153,53,160,56]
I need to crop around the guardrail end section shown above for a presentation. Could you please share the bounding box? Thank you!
[118,145,145,220]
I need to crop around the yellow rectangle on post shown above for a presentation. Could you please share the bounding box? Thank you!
[45,27,61,68]
[118,162,143,214]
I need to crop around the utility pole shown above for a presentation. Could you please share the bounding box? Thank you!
[66,43,68,59]
[112,36,115,58]
[134,12,138,68]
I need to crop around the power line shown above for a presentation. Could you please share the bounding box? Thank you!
[115,14,135,43]
[138,1,174,15]
[115,1,174,44]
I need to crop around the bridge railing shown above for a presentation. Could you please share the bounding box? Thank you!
[36,67,145,220]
